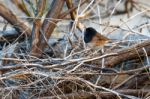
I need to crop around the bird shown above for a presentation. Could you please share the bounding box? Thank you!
[84,27,110,50]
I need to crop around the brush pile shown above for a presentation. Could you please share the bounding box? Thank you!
[0,0,150,98]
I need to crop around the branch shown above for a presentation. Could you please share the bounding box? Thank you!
[11,0,31,17]
[105,40,150,67]
[30,0,46,56]
[0,3,31,36]
[34,0,65,56]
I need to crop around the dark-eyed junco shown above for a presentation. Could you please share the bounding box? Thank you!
[84,27,110,49]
